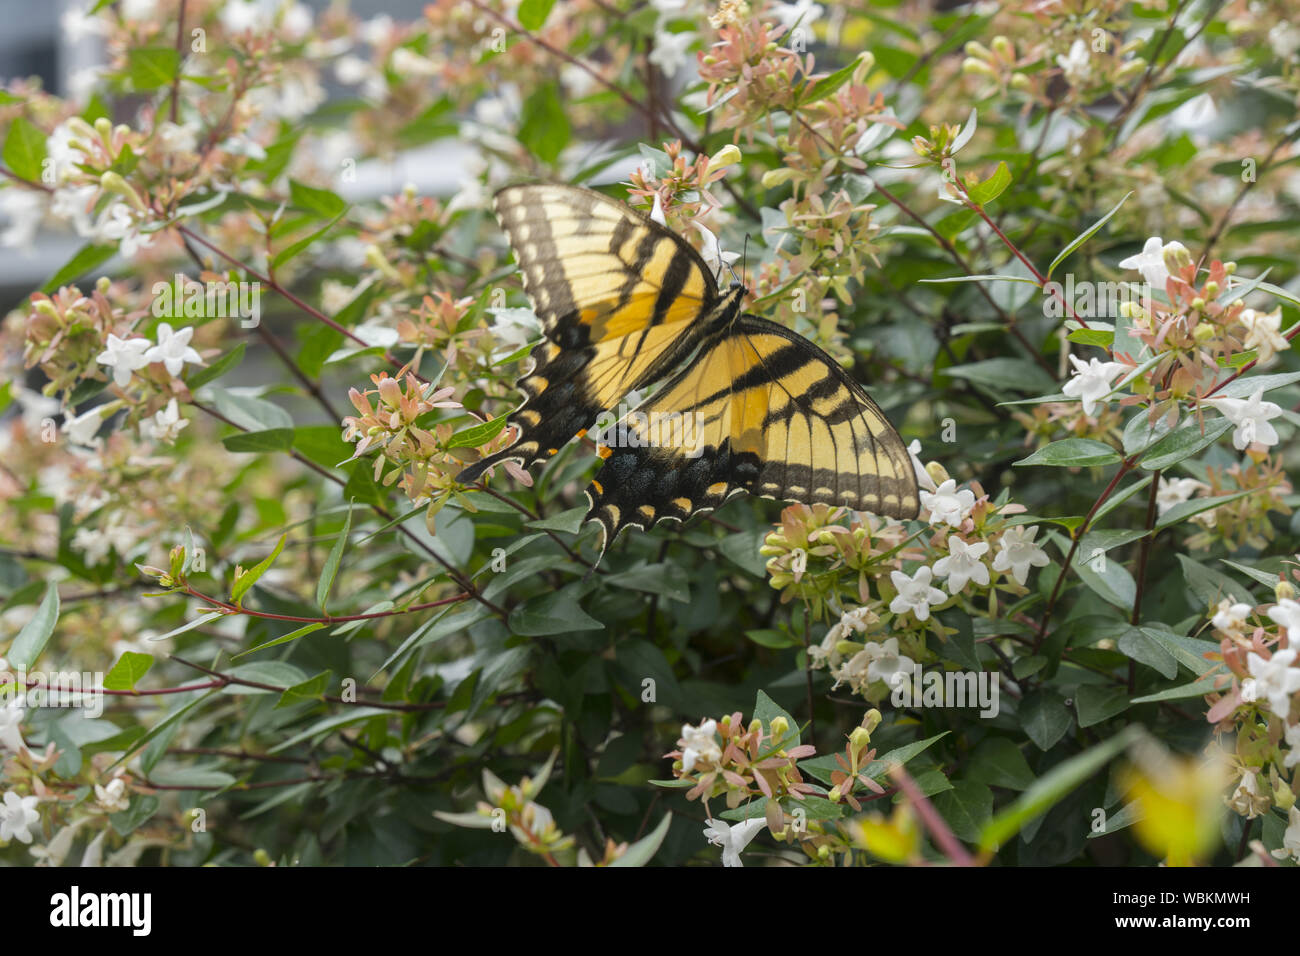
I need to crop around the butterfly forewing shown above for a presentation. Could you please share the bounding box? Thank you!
[457,184,722,485]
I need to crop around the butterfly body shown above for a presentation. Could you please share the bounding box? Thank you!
[457,183,919,557]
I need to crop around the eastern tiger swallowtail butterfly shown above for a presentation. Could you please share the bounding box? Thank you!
[456,183,919,557]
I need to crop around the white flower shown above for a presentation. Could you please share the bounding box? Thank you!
[860,637,917,688]
[906,440,938,493]
[50,184,99,236]
[72,516,141,565]
[144,323,203,377]
[1227,770,1267,819]
[281,3,312,40]
[1205,388,1283,450]
[487,307,542,360]
[352,322,399,349]
[61,5,105,42]
[933,536,991,594]
[815,605,877,667]
[156,120,199,155]
[391,47,440,77]
[96,333,152,388]
[62,406,105,446]
[1284,722,1300,771]
[1269,22,1300,59]
[649,192,667,226]
[0,790,40,844]
[703,817,766,867]
[0,697,26,753]
[94,777,130,814]
[1155,476,1208,517]
[361,14,394,46]
[679,719,720,773]
[0,188,44,249]
[889,566,946,622]
[121,0,157,19]
[1211,598,1252,637]
[649,30,697,77]
[1056,39,1092,84]
[1273,805,1300,862]
[142,398,188,445]
[992,524,1050,586]
[93,202,153,258]
[770,0,824,30]
[221,0,269,33]
[1118,236,1173,290]
[1171,93,1217,132]
[1267,598,1300,636]
[693,222,740,277]
[919,479,975,528]
[1246,648,1300,719]
[1062,354,1126,416]
[1239,307,1289,366]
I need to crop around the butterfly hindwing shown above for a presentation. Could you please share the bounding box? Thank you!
[458,184,726,484]
[585,315,919,552]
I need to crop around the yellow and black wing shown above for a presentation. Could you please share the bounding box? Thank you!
[586,314,919,551]
[457,183,732,485]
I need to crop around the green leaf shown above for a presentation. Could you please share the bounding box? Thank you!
[221,428,294,453]
[3,115,47,181]
[1075,684,1129,728]
[934,780,993,843]
[524,506,587,534]
[1130,675,1220,703]
[607,812,673,867]
[754,689,800,750]
[965,737,1035,791]
[1073,548,1137,609]
[801,57,859,104]
[1019,689,1072,750]
[8,583,59,670]
[185,342,245,389]
[275,670,332,709]
[518,84,570,164]
[1048,191,1132,277]
[1014,438,1122,468]
[446,415,509,450]
[222,661,306,695]
[127,47,181,91]
[918,273,1041,286]
[979,727,1140,851]
[945,358,1056,394]
[230,533,287,606]
[517,0,558,30]
[271,212,345,270]
[233,622,326,659]
[1118,627,1178,680]
[1139,417,1232,470]
[1156,487,1253,529]
[1219,559,1279,590]
[1211,371,1300,399]
[317,501,352,612]
[110,795,161,836]
[508,587,603,636]
[966,160,1011,205]
[41,243,116,295]
[147,610,224,643]
[288,179,347,219]
[103,651,154,691]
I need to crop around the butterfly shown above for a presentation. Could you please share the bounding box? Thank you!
[455,183,919,558]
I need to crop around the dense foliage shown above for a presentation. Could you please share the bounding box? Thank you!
[1,0,1299,867]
